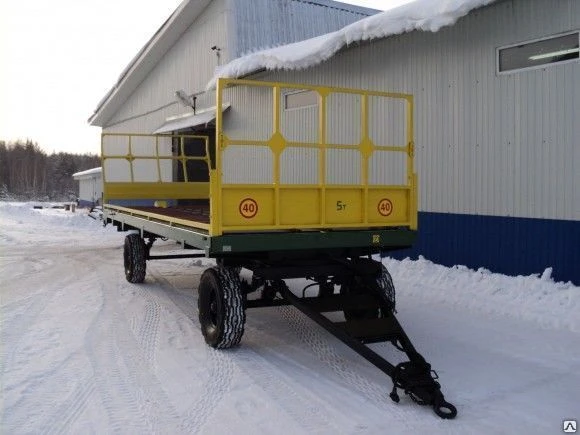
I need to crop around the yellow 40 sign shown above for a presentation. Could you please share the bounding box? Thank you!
[378,198,393,217]
[239,198,258,219]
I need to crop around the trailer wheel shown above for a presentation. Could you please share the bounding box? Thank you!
[376,264,396,312]
[124,233,146,283]
[341,261,396,320]
[341,276,380,321]
[198,267,246,349]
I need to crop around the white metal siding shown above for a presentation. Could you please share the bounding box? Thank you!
[104,0,228,133]
[101,0,375,136]
[255,0,579,221]
[78,174,103,204]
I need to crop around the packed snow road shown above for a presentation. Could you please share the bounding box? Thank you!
[1,203,578,434]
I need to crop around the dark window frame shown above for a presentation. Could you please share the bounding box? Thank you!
[497,31,579,74]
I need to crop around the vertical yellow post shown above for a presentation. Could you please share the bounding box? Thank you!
[318,89,327,225]
[411,173,418,230]
[179,137,188,182]
[211,79,225,236]
[128,135,135,182]
[100,134,108,204]
[406,95,417,230]
[155,135,162,182]
[361,93,369,224]
[273,86,281,226]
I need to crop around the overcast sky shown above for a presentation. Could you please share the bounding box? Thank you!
[0,0,410,155]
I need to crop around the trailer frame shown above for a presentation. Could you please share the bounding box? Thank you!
[101,78,457,419]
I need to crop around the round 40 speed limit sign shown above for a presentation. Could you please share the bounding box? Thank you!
[239,198,258,219]
[378,198,393,217]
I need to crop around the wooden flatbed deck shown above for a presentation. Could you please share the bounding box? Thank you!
[130,205,210,225]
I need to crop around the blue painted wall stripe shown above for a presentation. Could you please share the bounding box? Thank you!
[390,212,580,285]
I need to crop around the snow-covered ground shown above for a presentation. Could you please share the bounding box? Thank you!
[1,202,578,434]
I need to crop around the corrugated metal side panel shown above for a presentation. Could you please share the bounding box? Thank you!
[104,0,228,132]
[232,0,374,57]
[258,0,579,221]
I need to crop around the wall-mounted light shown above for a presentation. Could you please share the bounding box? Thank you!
[175,90,196,114]
[211,45,221,65]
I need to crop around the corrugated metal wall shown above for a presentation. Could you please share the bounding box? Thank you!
[260,0,579,222]
[104,0,228,133]
[102,0,375,135]
[251,0,579,282]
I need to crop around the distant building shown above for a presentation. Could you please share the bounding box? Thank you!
[73,167,102,207]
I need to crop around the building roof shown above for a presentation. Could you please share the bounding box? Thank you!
[88,0,211,127]
[207,0,497,89]
[88,0,378,127]
[73,167,102,179]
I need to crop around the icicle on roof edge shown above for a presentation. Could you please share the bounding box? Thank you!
[206,0,496,90]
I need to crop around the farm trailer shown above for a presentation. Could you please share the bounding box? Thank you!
[101,78,456,419]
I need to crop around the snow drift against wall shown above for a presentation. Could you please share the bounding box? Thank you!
[207,0,497,89]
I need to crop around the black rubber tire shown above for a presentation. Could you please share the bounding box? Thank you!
[376,263,396,311]
[341,260,395,321]
[341,275,380,321]
[124,233,146,283]
[198,267,246,349]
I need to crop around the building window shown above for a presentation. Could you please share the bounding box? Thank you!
[284,90,318,110]
[498,31,579,74]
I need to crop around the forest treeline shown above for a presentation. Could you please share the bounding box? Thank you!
[0,140,100,201]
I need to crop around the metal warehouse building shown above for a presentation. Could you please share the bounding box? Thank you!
[90,0,579,284]
[88,0,376,131]
[72,167,103,207]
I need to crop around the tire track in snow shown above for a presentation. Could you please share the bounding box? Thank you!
[182,348,235,434]
[1,248,109,433]
[128,285,162,368]
[43,378,97,435]
[236,325,347,435]
[278,306,387,400]
[1,287,61,377]
[4,361,92,432]
[0,257,54,280]
[276,305,417,425]
[86,276,186,434]
[148,269,236,434]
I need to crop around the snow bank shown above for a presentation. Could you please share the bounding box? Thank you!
[385,256,579,333]
[207,0,496,89]
[0,202,104,230]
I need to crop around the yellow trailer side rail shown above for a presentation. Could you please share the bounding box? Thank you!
[212,78,417,236]
[101,133,210,202]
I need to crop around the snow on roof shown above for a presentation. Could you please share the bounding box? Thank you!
[206,0,496,89]
[72,167,102,178]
